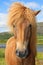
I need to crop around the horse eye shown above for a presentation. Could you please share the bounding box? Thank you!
[13,25,15,28]
[29,24,32,28]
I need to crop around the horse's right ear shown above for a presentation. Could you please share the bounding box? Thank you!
[34,10,41,16]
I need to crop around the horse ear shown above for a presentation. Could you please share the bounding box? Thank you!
[34,10,41,16]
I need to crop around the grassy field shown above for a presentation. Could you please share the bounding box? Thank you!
[37,34,43,44]
[0,48,6,65]
[0,58,6,65]
[0,48,43,65]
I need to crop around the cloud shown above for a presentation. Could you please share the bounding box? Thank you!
[41,5,43,8]
[41,5,43,10]
[24,2,40,9]
[0,13,10,32]
[0,13,8,26]
[37,16,43,22]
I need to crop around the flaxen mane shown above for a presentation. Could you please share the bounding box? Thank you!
[5,2,40,65]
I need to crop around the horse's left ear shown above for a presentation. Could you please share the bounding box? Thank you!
[34,10,41,16]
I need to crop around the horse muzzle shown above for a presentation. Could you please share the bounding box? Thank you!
[16,49,30,58]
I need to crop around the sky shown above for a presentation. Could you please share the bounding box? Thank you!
[0,0,43,32]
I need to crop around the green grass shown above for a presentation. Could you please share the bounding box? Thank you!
[37,52,43,60]
[37,34,43,39]
[0,39,7,43]
[0,48,5,58]
[0,48,6,65]
[37,34,43,44]
[37,40,43,44]
[0,58,6,65]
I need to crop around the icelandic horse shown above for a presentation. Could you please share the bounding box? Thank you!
[5,2,40,65]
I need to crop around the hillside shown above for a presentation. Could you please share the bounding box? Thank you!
[0,32,13,40]
[37,22,43,34]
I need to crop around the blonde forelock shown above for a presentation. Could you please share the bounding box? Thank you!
[8,2,27,26]
[8,2,34,26]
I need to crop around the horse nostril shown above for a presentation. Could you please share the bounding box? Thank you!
[16,50,28,58]
[16,50,19,56]
[16,50,18,53]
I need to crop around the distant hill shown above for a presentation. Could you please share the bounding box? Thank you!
[37,22,43,34]
[0,32,13,40]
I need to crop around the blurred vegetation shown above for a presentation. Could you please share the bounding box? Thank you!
[0,32,14,43]
[0,32,14,39]
[0,49,6,65]
[0,58,6,65]
[37,34,43,44]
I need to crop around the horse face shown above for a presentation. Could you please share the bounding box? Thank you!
[13,20,31,58]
